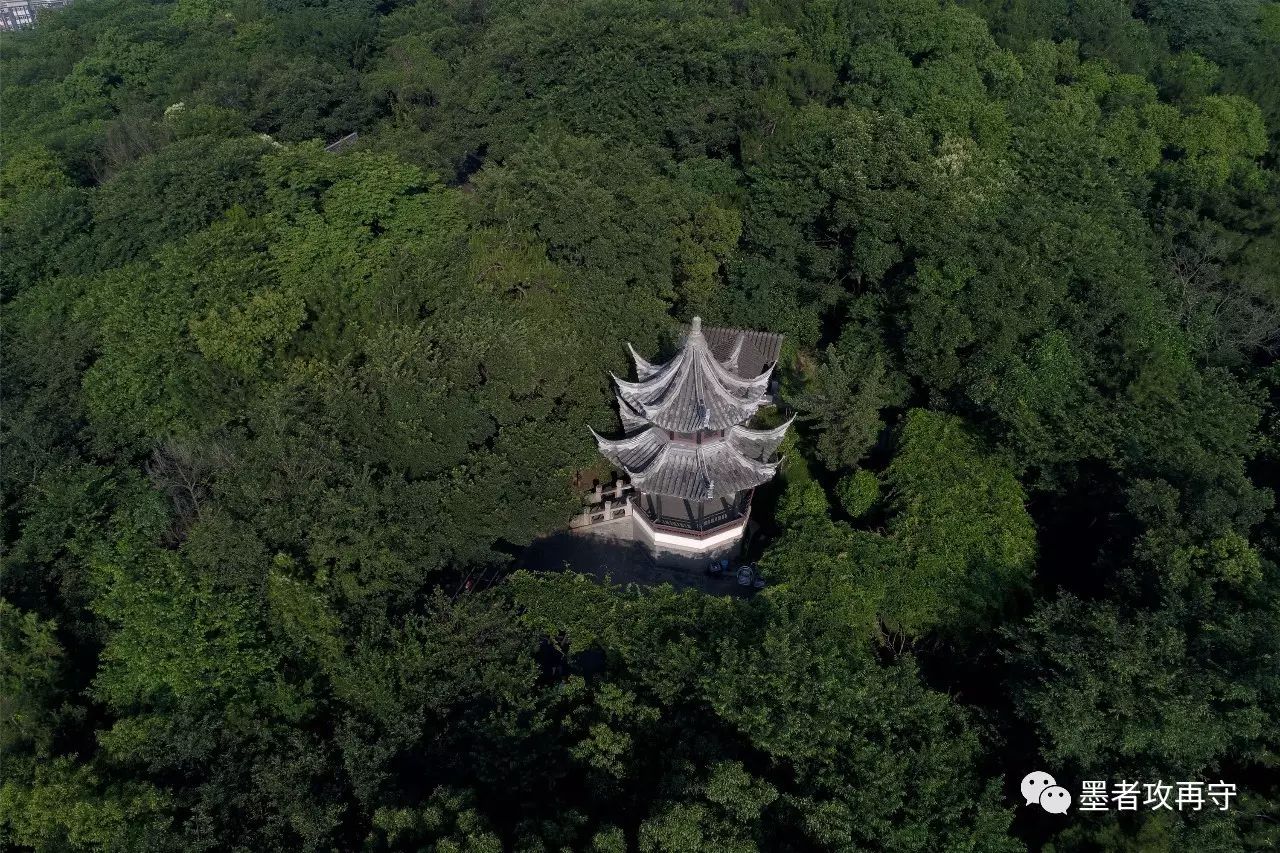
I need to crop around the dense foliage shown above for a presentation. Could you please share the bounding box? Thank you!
[2,0,1278,850]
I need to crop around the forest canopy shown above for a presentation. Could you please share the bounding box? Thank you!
[2,0,1278,850]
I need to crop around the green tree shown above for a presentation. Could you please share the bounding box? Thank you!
[883,410,1036,637]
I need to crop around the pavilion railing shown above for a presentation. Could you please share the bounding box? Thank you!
[640,492,752,534]
[569,478,635,529]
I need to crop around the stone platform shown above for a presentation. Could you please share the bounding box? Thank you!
[518,517,754,597]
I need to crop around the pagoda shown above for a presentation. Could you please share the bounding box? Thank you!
[590,317,791,562]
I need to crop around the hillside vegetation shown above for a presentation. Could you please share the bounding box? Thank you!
[2,0,1278,850]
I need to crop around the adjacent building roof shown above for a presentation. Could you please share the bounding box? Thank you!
[702,326,784,380]
[591,317,791,501]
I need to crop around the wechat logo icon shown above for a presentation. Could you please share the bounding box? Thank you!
[1022,771,1072,814]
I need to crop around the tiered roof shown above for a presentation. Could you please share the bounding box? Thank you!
[592,318,791,501]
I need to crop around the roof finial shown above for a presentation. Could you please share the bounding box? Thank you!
[690,316,702,334]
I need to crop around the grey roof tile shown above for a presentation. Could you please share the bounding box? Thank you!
[589,318,791,501]
[613,317,773,433]
[591,426,782,500]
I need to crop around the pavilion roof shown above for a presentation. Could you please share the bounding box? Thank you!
[590,418,792,500]
[611,317,777,433]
